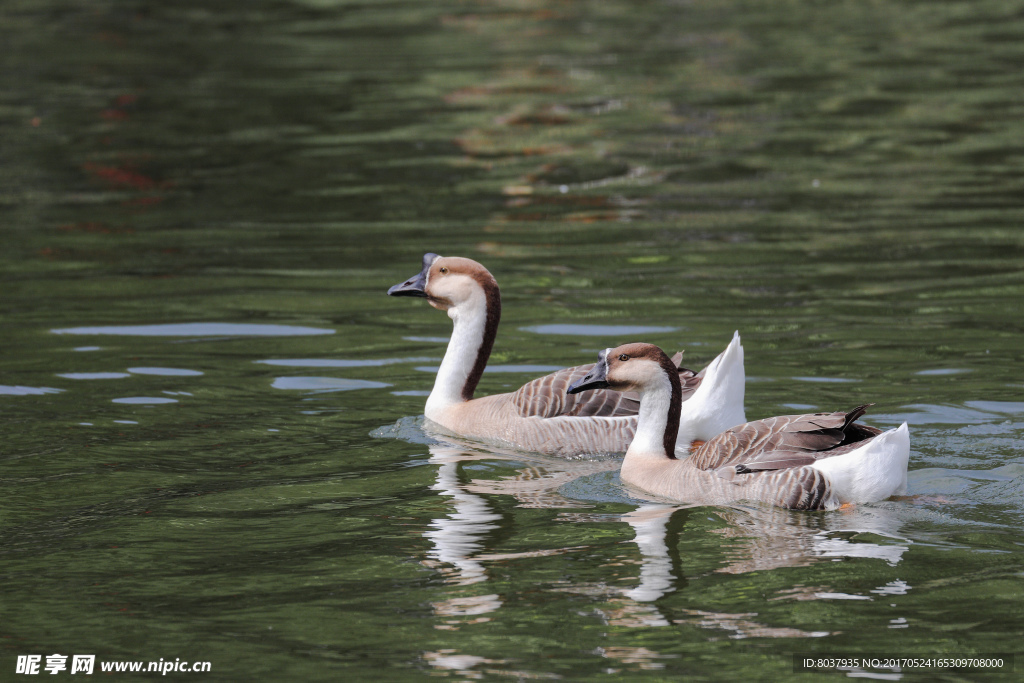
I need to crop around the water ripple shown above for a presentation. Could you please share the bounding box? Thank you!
[57,372,131,380]
[128,367,204,376]
[257,357,434,368]
[112,396,179,404]
[52,323,335,337]
[520,324,678,336]
[271,377,391,393]
[0,385,64,395]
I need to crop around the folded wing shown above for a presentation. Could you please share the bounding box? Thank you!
[691,404,882,472]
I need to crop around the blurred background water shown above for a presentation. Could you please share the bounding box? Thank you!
[2,0,1023,680]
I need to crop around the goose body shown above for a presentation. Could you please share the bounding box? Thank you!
[387,254,747,457]
[568,343,911,510]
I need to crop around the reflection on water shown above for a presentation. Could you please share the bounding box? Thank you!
[423,649,562,680]
[885,402,1024,426]
[413,426,916,642]
[270,377,391,392]
[711,506,908,574]
[520,324,679,336]
[424,448,504,588]
[51,323,336,337]
[619,505,682,603]
[410,434,947,680]
[127,367,204,376]
[0,385,65,395]
[386,408,1020,676]
[111,396,178,404]
[256,357,436,368]
[412,364,566,374]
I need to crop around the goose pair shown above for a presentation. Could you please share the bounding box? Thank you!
[387,253,746,457]
[568,344,911,510]
[387,254,911,509]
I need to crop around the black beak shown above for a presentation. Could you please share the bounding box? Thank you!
[567,350,610,394]
[387,252,440,298]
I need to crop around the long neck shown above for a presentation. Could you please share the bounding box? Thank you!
[626,367,681,461]
[425,284,500,415]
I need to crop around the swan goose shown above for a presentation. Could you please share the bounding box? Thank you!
[567,343,911,510]
[387,253,746,457]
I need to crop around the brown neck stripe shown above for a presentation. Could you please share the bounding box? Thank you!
[461,271,501,401]
[658,352,682,459]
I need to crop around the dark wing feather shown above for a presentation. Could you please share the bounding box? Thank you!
[691,404,878,472]
[512,352,697,419]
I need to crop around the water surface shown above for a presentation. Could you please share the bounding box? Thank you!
[2,0,1023,680]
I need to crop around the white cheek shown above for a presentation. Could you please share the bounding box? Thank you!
[635,363,663,385]
[610,360,662,389]
[429,275,476,305]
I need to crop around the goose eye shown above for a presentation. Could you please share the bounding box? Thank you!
[439,267,449,274]
[618,354,629,362]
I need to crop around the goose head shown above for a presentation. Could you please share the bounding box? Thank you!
[569,343,683,459]
[388,253,500,314]
[388,254,502,407]
[567,343,679,396]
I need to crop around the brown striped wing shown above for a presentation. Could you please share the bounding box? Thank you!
[712,460,836,509]
[512,352,701,419]
[691,405,882,472]
[765,466,834,510]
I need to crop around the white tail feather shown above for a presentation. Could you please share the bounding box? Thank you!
[811,423,911,504]
[676,331,747,447]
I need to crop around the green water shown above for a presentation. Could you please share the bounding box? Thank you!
[2,0,1023,680]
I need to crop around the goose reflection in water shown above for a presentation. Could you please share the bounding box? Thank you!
[422,443,607,623]
[423,448,503,586]
[709,503,909,575]
[416,432,911,639]
[555,502,910,642]
[422,446,504,625]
